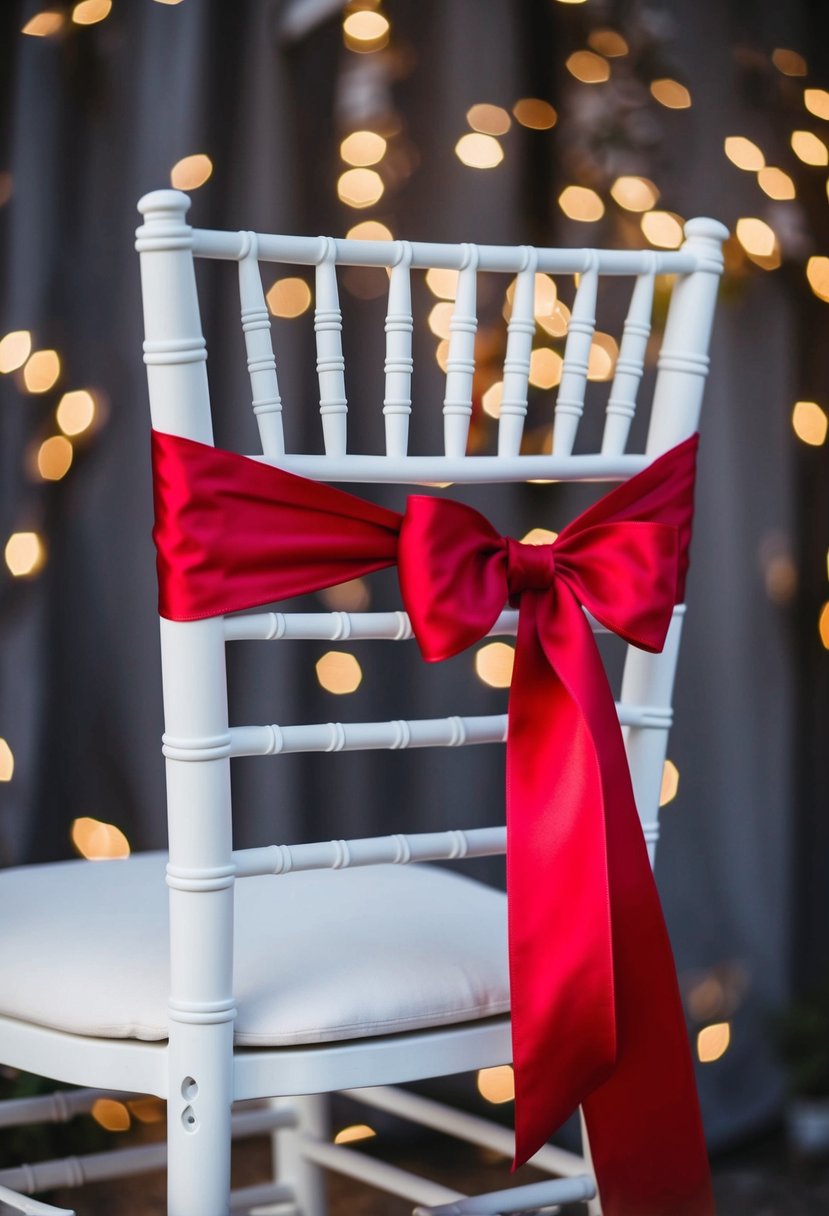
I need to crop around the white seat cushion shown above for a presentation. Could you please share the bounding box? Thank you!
[0,852,509,1045]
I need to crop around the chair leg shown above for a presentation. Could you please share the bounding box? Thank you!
[167,1024,234,1216]
[579,1107,602,1216]
[268,1094,329,1216]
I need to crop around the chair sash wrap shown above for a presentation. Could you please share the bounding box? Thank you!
[151,429,715,1216]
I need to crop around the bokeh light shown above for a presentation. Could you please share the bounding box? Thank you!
[512,98,556,130]
[22,11,64,36]
[529,347,563,388]
[566,51,610,84]
[804,89,829,121]
[72,0,112,24]
[316,651,363,694]
[477,1065,515,1104]
[724,136,764,171]
[588,29,629,57]
[337,167,384,208]
[91,1099,131,1131]
[610,176,659,212]
[772,48,807,77]
[334,1124,376,1145]
[57,389,96,436]
[791,131,828,166]
[455,133,504,169]
[346,220,393,241]
[343,10,389,52]
[71,817,131,860]
[425,268,459,300]
[650,79,691,109]
[4,532,44,578]
[0,330,32,374]
[170,154,213,190]
[37,435,73,481]
[792,400,828,446]
[641,211,684,249]
[558,185,604,222]
[23,350,60,393]
[659,759,680,807]
[467,104,511,135]
[806,256,829,302]
[266,277,312,318]
[757,167,795,200]
[697,1022,731,1063]
[0,739,13,783]
[475,642,514,688]
[340,131,387,167]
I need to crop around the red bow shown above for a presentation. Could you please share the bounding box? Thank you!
[152,430,714,1216]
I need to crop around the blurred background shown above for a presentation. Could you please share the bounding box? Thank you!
[0,0,828,1194]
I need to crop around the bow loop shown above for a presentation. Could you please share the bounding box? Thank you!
[505,537,557,598]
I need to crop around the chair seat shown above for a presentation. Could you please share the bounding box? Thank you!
[0,853,509,1046]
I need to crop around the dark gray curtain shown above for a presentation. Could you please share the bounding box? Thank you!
[0,0,820,1151]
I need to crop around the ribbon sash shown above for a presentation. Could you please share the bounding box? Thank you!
[152,429,715,1216]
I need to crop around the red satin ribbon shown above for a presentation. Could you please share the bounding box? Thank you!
[151,430,714,1216]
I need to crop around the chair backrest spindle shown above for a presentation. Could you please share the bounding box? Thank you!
[238,231,285,458]
[442,245,479,457]
[314,239,348,456]
[498,248,536,457]
[553,254,598,456]
[383,243,414,457]
[600,263,655,456]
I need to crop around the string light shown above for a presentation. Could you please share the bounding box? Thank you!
[425,268,459,300]
[71,817,131,860]
[566,51,610,84]
[340,131,387,167]
[91,1099,131,1131]
[71,0,112,24]
[475,642,514,688]
[266,278,312,318]
[482,382,503,419]
[791,131,828,167]
[0,739,13,782]
[0,330,32,374]
[337,167,384,207]
[21,11,64,36]
[529,347,563,389]
[316,651,362,694]
[735,218,776,259]
[512,99,556,130]
[641,211,684,249]
[771,48,807,77]
[610,176,659,212]
[806,256,829,302]
[22,350,60,394]
[36,435,73,481]
[558,185,604,222]
[170,154,213,190]
[650,79,692,109]
[791,401,828,446]
[588,29,628,57]
[757,167,795,200]
[346,220,393,241]
[804,89,829,121]
[343,10,389,52]
[4,532,45,578]
[696,1022,731,1063]
[724,137,764,171]
[454,133,503,169]
[466,104,511,135]
[334,1124,376,1145]
[56,389,96,436]
[477,1065,515,1103]
[659,760,680,806]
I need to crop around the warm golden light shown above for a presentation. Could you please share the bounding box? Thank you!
[128,1098,165,1124]
[170,154,213,190]
[558,185,604,222]
[772,48,807,77]
[806,256,829,302]
[697,1022,731,1064]
[22,11,64,36]
[724,136,764,171]
[610,175,659,212]
[512,98,556,130]
[37,435,73,481]
[529,347,563,389]
[477,1065,515,1104]
[792,400,828,446]
[72,0,112,24]
[343,10,389,51]
[538,300,570,339]
[757,167,795,200]
[467,103,511,136]
[819,602,829,650]
[0,330,32,374]
[334,1124,376,1145]
[266,277,312,318]
[588,28,629,57]
[454,132,504,169]
[23,350,60,394]
[641,211,684,249]
[428,301,454,340]
[56,389,96,436]
[346,220,393,242]
[505,273,557,318]
[791,130,828,166]
[91,1099,131,1132]
[521,527,557,546]
[71,817,131,861]
[735,217,776,258]
[340,130,387,167]
[337,167,384,208]
[153,0,185,5]
[566,51,611,84]
[588,332,619,381]
[316,651,362,694]
[319,578,371,612]
[650,79,691,109]
[659,759,680,807]
[425,268,459,300]
[0,739,13,783]
[5,532,44,578]
[475,642,515,688]
[435,339,450,372]
[482,382,503,419]
[804,89,829,121]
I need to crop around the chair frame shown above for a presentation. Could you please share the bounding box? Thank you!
[0,191,727,1216]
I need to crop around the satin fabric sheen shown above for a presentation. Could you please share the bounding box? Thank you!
[151,429,715,1216]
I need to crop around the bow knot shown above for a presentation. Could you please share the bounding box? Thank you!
[505,536,557,597]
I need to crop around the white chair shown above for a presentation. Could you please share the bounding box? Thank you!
[0,191,727,1216]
